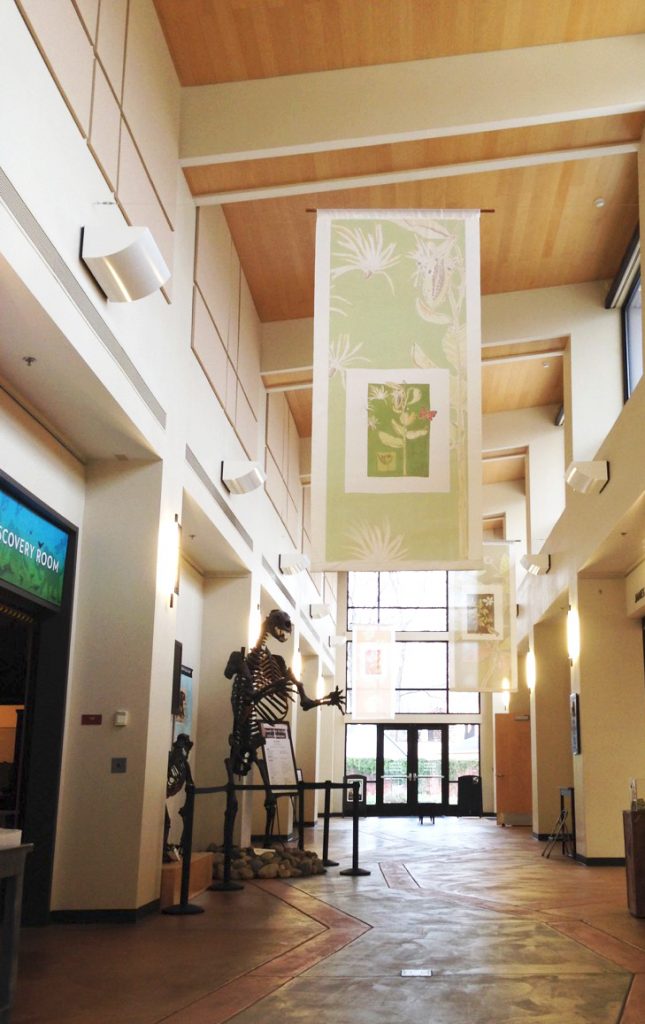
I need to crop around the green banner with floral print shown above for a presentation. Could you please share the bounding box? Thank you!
[448,543,517,691]
[311,210,482,570]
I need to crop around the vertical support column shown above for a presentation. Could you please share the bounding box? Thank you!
[530,616,573,837]
[52,459,177,912]
[573,578,645,859]
[194,574,254,851]
[295,654,320,826]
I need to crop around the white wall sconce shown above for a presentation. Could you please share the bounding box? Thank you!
[279,552,310,575]
[526,650,536,691]
[159,513,181,608]
[520,552,551,575]
[328,635,347,647]
[567,605,580,665]
[81,225,170,301]
[565,460,609,495]
[309,603,331,619]
[221,460,266,495]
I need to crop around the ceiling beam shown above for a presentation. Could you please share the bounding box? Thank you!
[193,142,638,205]
[180,36,645,166]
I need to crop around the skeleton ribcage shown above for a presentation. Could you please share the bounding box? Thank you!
[248,647,290,722]
[230,644,291,775]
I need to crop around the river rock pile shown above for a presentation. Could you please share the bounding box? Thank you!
[207,842,327,880]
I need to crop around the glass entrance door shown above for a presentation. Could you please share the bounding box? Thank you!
[345,722,480,817]
[380,726,448,816]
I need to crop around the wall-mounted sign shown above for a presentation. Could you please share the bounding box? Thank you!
[0,487,69,608]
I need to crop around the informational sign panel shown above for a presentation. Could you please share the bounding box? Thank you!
[312,209,482,570]
[0,487,70,608]
[260,722,298,792]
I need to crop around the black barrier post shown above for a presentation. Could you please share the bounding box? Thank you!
[322,780,338,867]
[339,781,370,877]
[162,783,205,915]
[297,783,305,851]
[210,777,244,892]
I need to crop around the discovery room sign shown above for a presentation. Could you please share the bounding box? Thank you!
[0,487,70,608]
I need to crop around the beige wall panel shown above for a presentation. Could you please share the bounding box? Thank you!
[122,0,179,226]
[20,0,94,136]
[225,360,237,421]
[324,573,337,604]
[302,484,312,536]
[195,206,231,347]
[227,249,241,359]
[118,125,174,280]
[89,61,121,191]
[73,0,99,40]
[192,288,228,407]
[286,495,299,544]
[287,413,301,500]
[237,275,261,416]
[266,392,287,469]
[96,0,127,100]
[302,528,312,563]
[234,385,258,461]
[265,451,287,521]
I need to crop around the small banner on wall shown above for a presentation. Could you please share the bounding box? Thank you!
[311,209,482,570]
[448,542,517,691]
[352,626,396,720]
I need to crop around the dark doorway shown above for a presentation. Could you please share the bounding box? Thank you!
[0,473,77,924]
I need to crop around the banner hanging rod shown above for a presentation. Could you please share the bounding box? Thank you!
[306,207,495,213]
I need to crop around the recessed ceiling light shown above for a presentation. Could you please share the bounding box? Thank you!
[593,197,606,208]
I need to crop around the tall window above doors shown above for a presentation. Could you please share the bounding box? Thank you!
[623,275,642,398]
[605,228,642,401]
[346,571,480,716]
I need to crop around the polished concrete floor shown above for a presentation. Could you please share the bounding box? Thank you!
[14,816,645,1024]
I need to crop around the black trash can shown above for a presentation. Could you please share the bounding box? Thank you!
[457,775,483,816]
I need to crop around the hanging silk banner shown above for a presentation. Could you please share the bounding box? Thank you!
[352,626,396,720]
[311,209,482,570]
[448,542,517,692]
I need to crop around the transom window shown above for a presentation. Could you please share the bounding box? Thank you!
[346,570,479,715]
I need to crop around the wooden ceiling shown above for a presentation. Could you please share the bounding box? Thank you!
[154,1,645,85]
[154,2,644,501]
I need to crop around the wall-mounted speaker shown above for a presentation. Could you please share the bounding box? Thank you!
[81,225,170,302]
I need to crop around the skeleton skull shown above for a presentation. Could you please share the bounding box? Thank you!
[264,608,292,643]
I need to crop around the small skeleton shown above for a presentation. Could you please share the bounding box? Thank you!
[163,732,193,862]
[223,609,345,846]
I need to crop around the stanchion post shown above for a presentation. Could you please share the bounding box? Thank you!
[322,780,338,867]
[211,776,244,892]
[297,782,305,851]
[339,780,370,877]
[162,783,205,915]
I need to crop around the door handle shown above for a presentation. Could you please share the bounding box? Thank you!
[495,773,505,777]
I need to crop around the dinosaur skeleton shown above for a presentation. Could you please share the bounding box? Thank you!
[223,609,345,846]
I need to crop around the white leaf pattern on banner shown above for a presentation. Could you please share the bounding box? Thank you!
[332,224,400,293]
[345,519,409,562]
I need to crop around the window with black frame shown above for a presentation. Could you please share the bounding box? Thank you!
[623,273,642,399]
[606,229,642,402]
[346,571,480,715]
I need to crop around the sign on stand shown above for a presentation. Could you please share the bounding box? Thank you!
[260,722,298,793]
